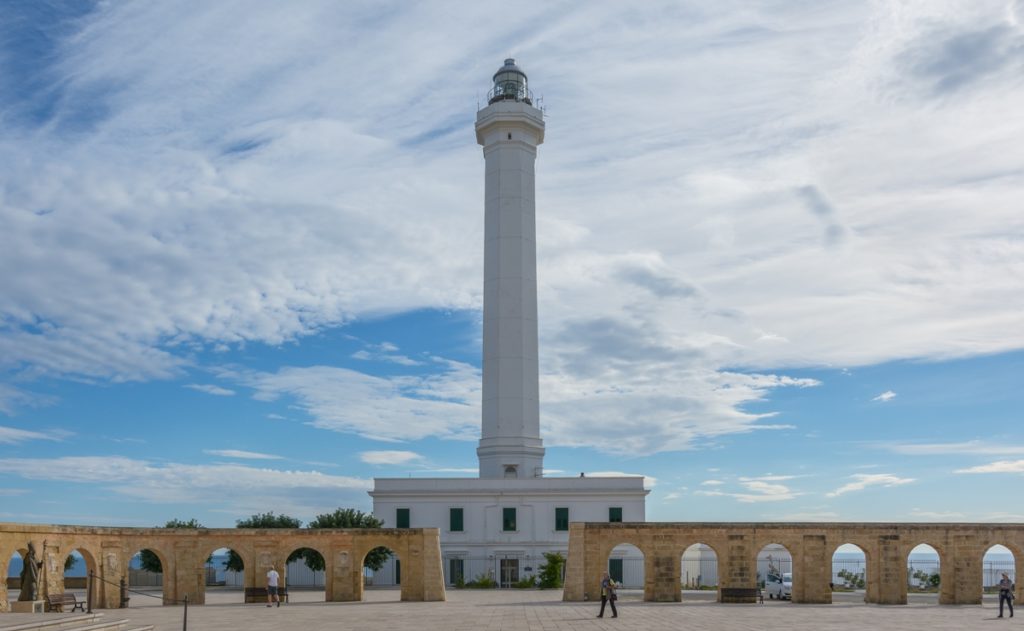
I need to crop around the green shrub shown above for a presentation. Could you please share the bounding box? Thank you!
[514,576,536,588]
[464,572,497,589]
[537,552,566,589]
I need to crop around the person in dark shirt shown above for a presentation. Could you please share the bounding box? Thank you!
[998,572,1014,618]
[598,571,618,618]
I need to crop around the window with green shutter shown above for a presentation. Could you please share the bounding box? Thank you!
[609,507,622,523]
[555,507,569,531]
[396,507,410,529]
[450,507,464,532]
[502,507,517,531]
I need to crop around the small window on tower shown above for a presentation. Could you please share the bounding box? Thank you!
[504,465,518,478]
[507,132,512,140]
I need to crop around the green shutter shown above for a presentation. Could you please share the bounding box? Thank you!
[609,558,623,584]
[450,507,464,532]
[609,507,622,523]
[396,508,410,529]
[555,507,569,531]
[502,507,517,531]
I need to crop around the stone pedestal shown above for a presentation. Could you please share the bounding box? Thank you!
[11,600,44,613]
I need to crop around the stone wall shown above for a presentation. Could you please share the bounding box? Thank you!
[0,522,445,612]
[563,522,1024,605]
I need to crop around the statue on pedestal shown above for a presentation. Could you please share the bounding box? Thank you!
[18,542,43,602]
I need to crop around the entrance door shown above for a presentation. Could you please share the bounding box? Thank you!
[500,558,519,588]
[609,558,623,585]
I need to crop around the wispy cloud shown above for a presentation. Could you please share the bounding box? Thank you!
[872,390,897,402]
[695,475,801,503]
[878,440,1024,456]
[203,449,282,460]
[826,473,914,497]
[0,425,66,444]
[359,450,424,466]
[587,471,657,489]
[955,460,1024,474]
[0,456,370,514]
[185,384,236,396]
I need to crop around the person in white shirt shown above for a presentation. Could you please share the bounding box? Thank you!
[266,565,281,608]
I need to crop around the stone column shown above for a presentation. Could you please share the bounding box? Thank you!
[874,535,906,605]
[946,535,981,605]
[173,541,202,606]
[720,534,756,603]
[329,545,359,602]
[562,523,586,601]
[420,529,446,602]
[647,552,679,602]
[98,543,124,609]
[795,534,831,604]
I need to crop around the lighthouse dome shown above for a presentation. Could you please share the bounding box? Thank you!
[488,58,533,105]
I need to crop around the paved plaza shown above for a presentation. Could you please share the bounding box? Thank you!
[2,588,1017,631]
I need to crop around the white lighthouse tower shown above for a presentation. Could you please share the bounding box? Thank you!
[476,59,545,480]
[370,60,648,588]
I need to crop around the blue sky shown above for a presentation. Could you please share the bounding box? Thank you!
[1,0,1023,528]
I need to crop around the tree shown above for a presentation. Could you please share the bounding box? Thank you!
[225,512,303,572]
[307,508,389,571]
[536,552,565,589]
[140,518,205,573]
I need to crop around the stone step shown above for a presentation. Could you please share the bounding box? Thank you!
[0,614,102,631]
[0,619,137,631]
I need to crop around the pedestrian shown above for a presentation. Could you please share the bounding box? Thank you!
[998,572,1014,618]
[598,571,618,618]
[266,565,281,608]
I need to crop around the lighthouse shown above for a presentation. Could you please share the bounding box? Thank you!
[475,59,546,480]
[370,60,647,588]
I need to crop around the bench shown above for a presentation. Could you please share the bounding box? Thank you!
[244,587,288,604]
[719,587,761,603]
[46,592,85,612]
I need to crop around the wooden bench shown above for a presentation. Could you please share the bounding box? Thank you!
[244,587,288,604]
[47,592,85,612]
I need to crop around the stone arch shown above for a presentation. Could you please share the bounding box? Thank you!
[604,541,645,599]
[755,541,794,602]
[127,545,173,606]
[905,541,944,605]
[981,543,1017,600]
[281,541,329,602]
[196,542,251,604]
[831,542,870,604]
[60,544,99,597]
[356,536,403,602]
[680,541,720,599]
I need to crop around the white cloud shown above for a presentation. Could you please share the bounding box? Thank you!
[696,475,801,503]
[203,449,282,460]
[826,473,915,497]
[872,390,897,402]
[910,508,965,520]
[0,425,66,444]
[879,440,1024,456]
[359,450,424,466]
[701,479,725,486]
[0,456,370,513]
[0,1,1022,458]
[185,383,236,396]
[955,460,1024,474]
[234,360,480,443]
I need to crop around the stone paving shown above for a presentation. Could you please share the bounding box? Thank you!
[1,588,1017,630]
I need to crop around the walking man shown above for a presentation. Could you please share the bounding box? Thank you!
[998,572,1014,618]
[266,565,281,608]
[598,571,618,618]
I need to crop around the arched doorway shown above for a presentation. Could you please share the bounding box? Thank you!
[128,548,169,607]
[982,544,1015,604]
[205,547,244,604]
[757,543,793,602]
[907,543,941,604]
[680,542,718,602]
[7,548,29,603]
[608,543,644,600]
[284,547,326,603]
[62,548,96,601]
[362,546,401,602]
[831,543,867,604]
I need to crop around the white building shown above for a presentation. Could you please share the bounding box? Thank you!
[370,59,648,587]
